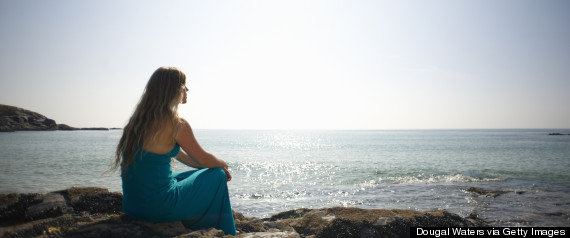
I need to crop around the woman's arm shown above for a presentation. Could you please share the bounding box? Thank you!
[175,119,231,180]
[176,151,232,181]
[175,149,205,169]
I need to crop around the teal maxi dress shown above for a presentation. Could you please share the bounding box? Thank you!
[121,144,237,235]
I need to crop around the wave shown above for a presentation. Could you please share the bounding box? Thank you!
[359,174,504,186]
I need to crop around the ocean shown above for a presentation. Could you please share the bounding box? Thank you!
[1,129,569,227]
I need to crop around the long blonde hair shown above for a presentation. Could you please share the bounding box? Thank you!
[112,66,186,174]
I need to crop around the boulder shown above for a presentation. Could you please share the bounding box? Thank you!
[466,187,509,198]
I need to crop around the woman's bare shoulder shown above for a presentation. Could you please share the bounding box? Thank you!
[176,118,192,132]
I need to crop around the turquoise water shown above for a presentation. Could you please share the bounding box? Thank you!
[1,129,569,226]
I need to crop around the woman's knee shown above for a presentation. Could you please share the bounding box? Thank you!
[207,167,226,181]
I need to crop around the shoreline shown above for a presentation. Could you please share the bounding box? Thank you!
[0,187,489,237]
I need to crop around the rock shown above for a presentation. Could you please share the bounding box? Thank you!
[280,207,488,238]
[270,208,313,220]
[548,133,568,136]
[61,215,196,238]
[238,231,300,238]
[180,228,226,237]
[57,124,79,130]
[466,187,508,198]
[79,127,110,131]
[61,187,123,214]
[0,104,111,132]
[0,104,58,131]
[25,193,70,220]
[0,193,45,225]
[0,187,490,238]
[373,217,395,226]
[58,125,111,131]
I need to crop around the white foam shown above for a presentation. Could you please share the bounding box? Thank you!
[359,174,503,186]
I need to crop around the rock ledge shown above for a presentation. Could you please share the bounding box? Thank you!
[0,187,489,237]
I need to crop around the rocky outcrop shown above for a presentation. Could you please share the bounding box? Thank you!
[0,105,110,132]
[548,133,570,136]
[0,187,489,238]
[56,124,78,131]
[465,187,526,198]
[0,105,58,132]
[79,127,110,131]
[57,124,110,131]
[465,187,509,198]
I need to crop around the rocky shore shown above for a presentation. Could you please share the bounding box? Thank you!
[0,187,488,238]
[0,105,112,132]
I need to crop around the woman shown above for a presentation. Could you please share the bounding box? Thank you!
[112,66,236,235]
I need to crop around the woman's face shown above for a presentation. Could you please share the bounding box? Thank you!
[181,86,189,104]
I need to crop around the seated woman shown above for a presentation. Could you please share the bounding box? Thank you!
[112,66,236,235]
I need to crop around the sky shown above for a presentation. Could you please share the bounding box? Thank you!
[1,0,569,130]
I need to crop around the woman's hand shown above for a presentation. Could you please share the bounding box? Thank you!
[222,167,232,182]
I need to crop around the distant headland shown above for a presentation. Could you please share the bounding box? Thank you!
[0,104,119,132]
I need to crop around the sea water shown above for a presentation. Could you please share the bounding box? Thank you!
[1,129,569,226]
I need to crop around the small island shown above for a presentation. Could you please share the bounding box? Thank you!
[0,104,114,132]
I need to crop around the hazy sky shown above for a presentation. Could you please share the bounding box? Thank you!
[1,0,569,129]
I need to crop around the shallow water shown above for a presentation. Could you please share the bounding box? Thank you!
[1,129,569,226]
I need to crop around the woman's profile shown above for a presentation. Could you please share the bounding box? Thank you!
[112,66,236,235]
